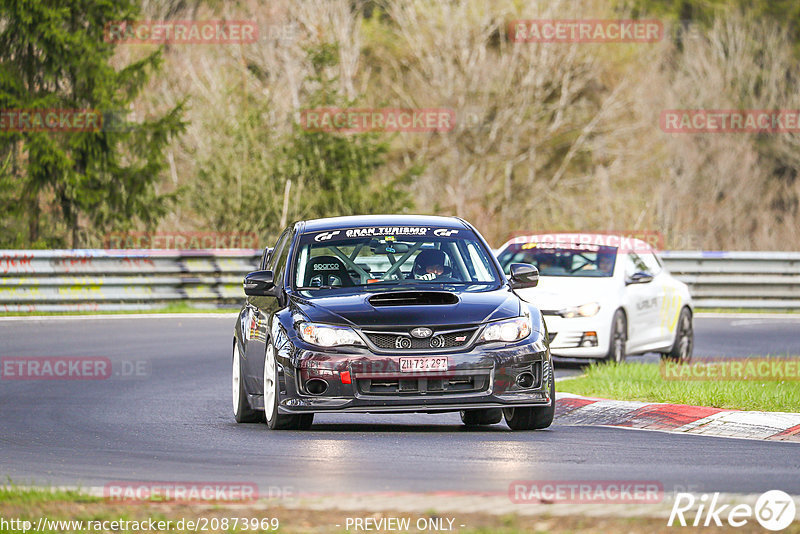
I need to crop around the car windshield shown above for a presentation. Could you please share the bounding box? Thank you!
[293,226,501,294]
[497,242,618,277]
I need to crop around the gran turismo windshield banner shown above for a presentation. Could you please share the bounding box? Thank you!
[312,227,459,241]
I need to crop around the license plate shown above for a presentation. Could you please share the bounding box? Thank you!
[399,357,448,373]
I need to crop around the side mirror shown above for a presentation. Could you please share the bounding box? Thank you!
[509,263,539,289]
[243,270,276,296]
[626,271,654,285]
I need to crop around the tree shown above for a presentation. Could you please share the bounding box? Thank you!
[189,42,415,243]
[279,43,415,222]
[0,0,185,248]
[624,0,800,52]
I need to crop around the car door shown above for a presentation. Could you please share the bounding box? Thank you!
[640,250,681,347]
[621,252,661,350]
[243,228,291,394]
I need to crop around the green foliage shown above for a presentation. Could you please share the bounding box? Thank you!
[190,43,415,246]
[280,128,414,222]
[624,0,800,50]
[285,43,416,223]
[190,97,284,238]
[0,0,185,248]
[0,483,99,504]
[560,360,800,412]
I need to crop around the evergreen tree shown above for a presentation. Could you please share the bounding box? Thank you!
[0,0,185,247]
[279,43,415,224]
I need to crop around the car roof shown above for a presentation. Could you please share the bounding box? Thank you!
[498,232,656,253]
[299,215,469,233]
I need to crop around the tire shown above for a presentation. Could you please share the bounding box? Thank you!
[604,309,627,363]
[503,365,555,431]
[264,342,314,430]
[662,307,693,363]
[460,408,502,426]
[232,340,261,423]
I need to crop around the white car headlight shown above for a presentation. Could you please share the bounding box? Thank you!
[559,302,601,318]
[298,323,364,347]
[479,315,532,343]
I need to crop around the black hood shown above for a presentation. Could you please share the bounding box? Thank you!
[289,286,521,328]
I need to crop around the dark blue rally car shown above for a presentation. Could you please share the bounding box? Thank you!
[232,215,554,430]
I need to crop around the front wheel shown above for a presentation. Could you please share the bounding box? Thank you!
[460,408,502,426]
[604,309,627,363]
[662,307,693,363]
[264,342,314,430]
[232,341,261,423]
[503,366,555,431]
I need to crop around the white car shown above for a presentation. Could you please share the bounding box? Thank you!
[495,233,693,363]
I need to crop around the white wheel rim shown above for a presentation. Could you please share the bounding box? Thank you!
[264,344,276,421]
[232,343,240,416]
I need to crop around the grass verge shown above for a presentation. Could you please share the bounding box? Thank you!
[558,361,800,412]
[0,485,99,505]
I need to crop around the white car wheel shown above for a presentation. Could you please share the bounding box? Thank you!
[263,341,314,430]
[232,340,259,423]
[232,344,240,416]
[264,343,277,425]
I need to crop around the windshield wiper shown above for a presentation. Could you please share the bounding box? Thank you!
[296,285,339,290]
[442,281,496,285]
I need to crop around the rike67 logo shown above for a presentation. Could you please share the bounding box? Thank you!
[669,490,796,531]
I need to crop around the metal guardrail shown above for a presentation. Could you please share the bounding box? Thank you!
[660,251,800,309]
[1,249,799,312]
[0,249,261,312]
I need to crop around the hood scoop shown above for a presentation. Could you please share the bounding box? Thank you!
[368,291,459,307]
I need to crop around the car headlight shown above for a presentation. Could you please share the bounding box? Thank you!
[559,302,601,318]
[298,322,364,347]
[479,315,532,343]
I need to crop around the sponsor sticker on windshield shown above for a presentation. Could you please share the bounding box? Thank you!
[345,227,429,238]
[522,242,601,252]
[311,227,461,241]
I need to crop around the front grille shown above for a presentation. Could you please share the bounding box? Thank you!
[550,331,582,348]
[364,328,477,350]
[357,374,489,395]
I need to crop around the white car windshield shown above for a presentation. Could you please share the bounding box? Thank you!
[293,227,501,292]
[497,242,618,277]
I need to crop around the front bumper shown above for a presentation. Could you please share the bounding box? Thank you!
[543,314,610,358]
[275,336,553,414]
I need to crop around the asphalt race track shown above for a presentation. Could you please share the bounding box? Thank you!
[1,315,799,496]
